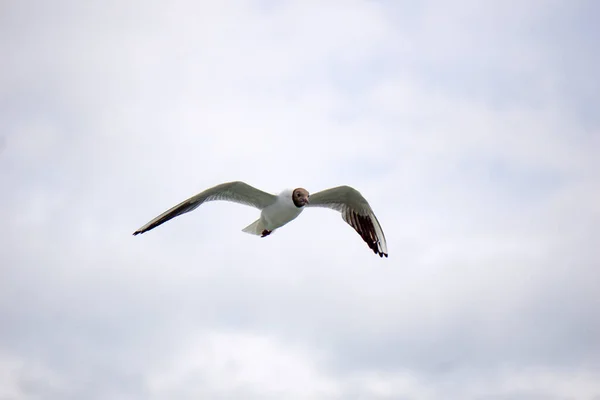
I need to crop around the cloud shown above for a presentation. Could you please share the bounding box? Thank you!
[1,0,599,399]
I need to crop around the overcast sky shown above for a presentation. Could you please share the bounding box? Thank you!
[1,1,599,399]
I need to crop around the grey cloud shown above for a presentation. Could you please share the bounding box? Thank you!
[1,0,599,399]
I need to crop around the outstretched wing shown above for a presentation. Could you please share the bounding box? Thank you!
[307,186,388,257]
[133,181,277,235]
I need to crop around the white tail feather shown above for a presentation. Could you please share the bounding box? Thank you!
[242,219,264,235]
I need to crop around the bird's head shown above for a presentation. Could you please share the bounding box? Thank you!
[292,188,310,208]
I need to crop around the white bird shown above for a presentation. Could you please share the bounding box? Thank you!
[133,181,388,257]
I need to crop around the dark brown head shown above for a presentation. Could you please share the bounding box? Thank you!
[292,188,310,208]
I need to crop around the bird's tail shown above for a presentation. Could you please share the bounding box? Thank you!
[242,219,265,236]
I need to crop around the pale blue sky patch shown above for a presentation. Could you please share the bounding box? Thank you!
[457,155,566,203]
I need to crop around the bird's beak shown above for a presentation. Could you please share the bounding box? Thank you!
[305,197,310,205]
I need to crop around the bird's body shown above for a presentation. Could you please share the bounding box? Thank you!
[133,181,388,257]
[242,189,305,236]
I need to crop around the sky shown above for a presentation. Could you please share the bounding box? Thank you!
[1,0,599,399]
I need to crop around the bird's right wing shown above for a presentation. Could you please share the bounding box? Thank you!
[133,181,277,235]
[307,185,388,257]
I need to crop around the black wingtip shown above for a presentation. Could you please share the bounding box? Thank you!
[375,249,388,258]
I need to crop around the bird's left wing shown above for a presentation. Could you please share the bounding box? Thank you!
[307,186,388,257]
[133,181,276,235]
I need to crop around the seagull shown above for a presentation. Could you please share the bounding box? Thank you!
[133,181,388,257]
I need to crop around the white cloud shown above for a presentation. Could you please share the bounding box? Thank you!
[1,0,599,399]
[146,331,340,399]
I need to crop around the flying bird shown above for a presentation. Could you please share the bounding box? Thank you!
[133,181,388,257]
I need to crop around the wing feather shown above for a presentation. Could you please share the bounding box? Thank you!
[307,186,388,257]
[133,181,276,235]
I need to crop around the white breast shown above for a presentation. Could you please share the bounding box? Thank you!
[261,190,304,231]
